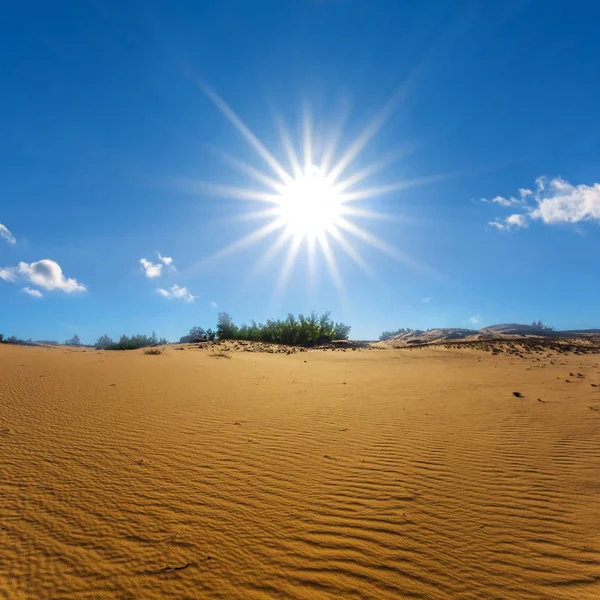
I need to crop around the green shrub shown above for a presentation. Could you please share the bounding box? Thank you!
[213,311,351,346]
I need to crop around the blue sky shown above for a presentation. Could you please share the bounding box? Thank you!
[2,0,600,343]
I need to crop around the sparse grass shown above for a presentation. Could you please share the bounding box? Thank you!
[144,347,162,355]
[209,348,232,359]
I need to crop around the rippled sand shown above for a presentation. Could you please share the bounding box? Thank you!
[1,343,600,599]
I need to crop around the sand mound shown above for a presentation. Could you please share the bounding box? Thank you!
[1,343,600,598]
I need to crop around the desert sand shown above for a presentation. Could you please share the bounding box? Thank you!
[1,341,600,599]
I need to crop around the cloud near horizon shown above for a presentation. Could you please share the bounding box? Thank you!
[156,284,196,302]
[486,177,600,231]
[0,223,16,245]
[0,259,86,293]
[468,314,482,325]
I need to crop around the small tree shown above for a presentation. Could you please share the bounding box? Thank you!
[334,321,351,340]
[217,312,237,340]
[95,335,114,349]
[0,333,3,343]
[65,334,81,346]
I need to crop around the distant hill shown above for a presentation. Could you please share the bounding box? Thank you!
[384,324,599,345]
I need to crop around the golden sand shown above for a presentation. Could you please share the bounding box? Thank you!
[1,343,600,599]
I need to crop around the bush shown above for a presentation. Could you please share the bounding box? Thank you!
[179,326,216,343]
[64,334,81,346]
[144,347,162,355]
[531,321,554,332]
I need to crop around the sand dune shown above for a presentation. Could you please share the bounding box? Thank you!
[1,342,600,599]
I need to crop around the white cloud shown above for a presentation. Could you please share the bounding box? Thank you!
[421,297,431,303]
[18,260,86,292]
[488,213,529,231]
[468,314,481,326]
[140,252,176,278]
[210,301,218,309]
[157,252,173,267]
[482,193,527,207]
[491,196,516,207]
[0,224,16,245]
[140,258,162,278]
[0,267,17,281]
[23,287,43,298]
[531,177,600,224]
[156,284,196,302]
[485,176,600,231]
[2,261,85,292]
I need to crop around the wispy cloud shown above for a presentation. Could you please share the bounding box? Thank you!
[140,252,176,278]
[421,297,431,303]
[0,223,16,245]
[481,188,530,208]
[23,287,43,298]
[0,267,16,281]
[485,177,600,231]
[1,260,86,293]
[156,284,196,302]
[467,314,481,326]
[210,301,218,309]
[489,213,528,231]
[157,252,174,267]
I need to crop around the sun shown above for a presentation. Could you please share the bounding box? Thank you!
[181,82,440,296]
[276,164,342,239]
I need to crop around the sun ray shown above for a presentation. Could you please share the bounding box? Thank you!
[232,207,283,221]
[333,148,414,193]
[335,217,419,268]
[320,101,351,174]
[177,180,282,204]
[339,206,408,221]
[303,107,313,171]
[306,234,317,289]
[199,81,293,184]
[327,226,371,275]
[218,152,286,194]
[318,234,345,297]
[326,86,406,184]
[251,227,295,276]
[211,218,286,261]
[274,233,303,298]
[337,173,448,203]
[275,116,303,179]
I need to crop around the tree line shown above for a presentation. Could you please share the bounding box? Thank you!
[182,311,351,346]
[95,331,168,350]
[90,311,351,350]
